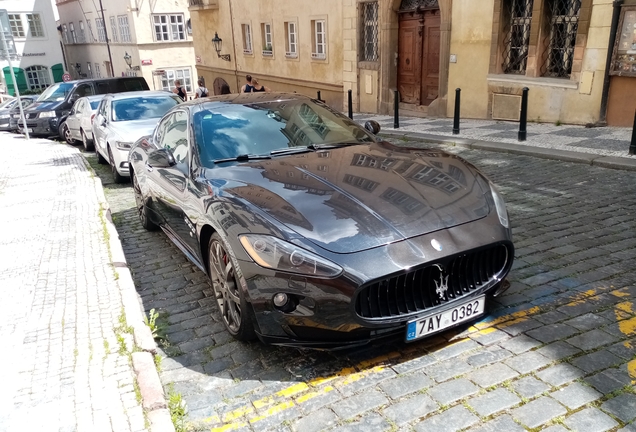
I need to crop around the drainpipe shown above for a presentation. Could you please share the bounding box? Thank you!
[98,0,115,77]
[599,0,623,124]
[228,0,239,92]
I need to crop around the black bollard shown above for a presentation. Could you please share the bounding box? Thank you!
[518,87,529,142]
[317,90,322,102]
[630,109,636,155]
[394,90,399,129]
[348,89,353,119]
[452,88,461,135]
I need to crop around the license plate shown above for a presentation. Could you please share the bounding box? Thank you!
[406,295,486,341]
[19,128,33,133]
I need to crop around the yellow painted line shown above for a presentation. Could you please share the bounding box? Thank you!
[252,382,309,409]
[308,367,356,387]
[296,386,335,404]
[628,359,636,385]
[474,306,541,330]
[357,351,401,369]
[615,301,635,315]
[619,317,636,336]
[211,423,247,432]
[611,288,632,298]
[249,401,295,424]
[222,406,254,423]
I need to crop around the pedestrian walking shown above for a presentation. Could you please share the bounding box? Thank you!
[194,79,209,99]
[251,77,270,92]
[240,75,254,93]
[173,80,187,101]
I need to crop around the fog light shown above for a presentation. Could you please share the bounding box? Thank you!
[273,293,288,307]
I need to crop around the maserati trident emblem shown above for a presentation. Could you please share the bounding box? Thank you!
[433,264,449,299]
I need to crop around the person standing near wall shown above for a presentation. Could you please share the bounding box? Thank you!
[173,80,187,101]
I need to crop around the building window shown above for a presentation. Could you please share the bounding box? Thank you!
[161,68,193,93]
[502,0,534,74]
[62,24,69,44]
[285,21,297,58]
[8,14,24,38]
[87,62,92,78]
[94,63,101,78]
[96,18,106,42]
[541,0,581,78]
[153,14,185,41]
[78,21,86,43]
[86,20,95,42]
[242,24,252,54]
[26,14,44,38]
[311,19,326,60]
[69,22,77,43]
[110,16,118,42]
[25,65,51,91]
[261,23,273,55]
[118,15,131,42]
[361,1,379,62]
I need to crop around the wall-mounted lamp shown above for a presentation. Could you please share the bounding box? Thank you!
[212,32,231,61]
[124,52,133,69]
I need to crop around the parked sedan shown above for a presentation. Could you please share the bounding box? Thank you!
[63,95,104,149]
[8,96,37,132]
[0,98,18,131]
[93,91,181,183]
[129,93,514,348]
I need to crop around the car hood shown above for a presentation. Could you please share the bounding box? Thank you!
[25,101,63,112]
[212,142,492,254]
[107,118,159,141]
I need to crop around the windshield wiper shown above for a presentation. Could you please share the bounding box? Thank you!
[270,142,363,156]
[213,154,271,164]
[270,147,314,156]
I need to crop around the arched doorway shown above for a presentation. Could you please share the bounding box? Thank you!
[213,77,230,95]
[397,0,441,107]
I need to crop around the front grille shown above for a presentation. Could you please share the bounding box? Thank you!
[27,113,38,120]
[355,244,510,320]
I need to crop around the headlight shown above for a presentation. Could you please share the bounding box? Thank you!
[115,141,133,150]
[0,114,9,119]
[490,182,509,228]
[38,111,56,118]
[239,235,343,278]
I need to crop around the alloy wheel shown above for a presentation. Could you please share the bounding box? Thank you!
[208,240,242,334]
[63,124,75,145]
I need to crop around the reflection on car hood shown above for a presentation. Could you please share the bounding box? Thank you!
[107,118,159,141]
[214,142,492,254]
[25,101,62,112]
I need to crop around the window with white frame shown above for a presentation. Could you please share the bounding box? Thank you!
[242,24,252,54]
[9,14,24,38]
[153,14,185,41]
[109,16,118,42]
[261,23,272,55]
[25,65,51,91]
[311,19,326,59]
[26,14,44,38]
[161,69,193,93]
[86,62,92,78]
[285,21,297,58]
[86,19,95,42]
[94,63,101,78]
[78,21,85,43]
[62,24,69,44]
[69,22,77,43]
[118,15,131,42]
[96,18,106,42]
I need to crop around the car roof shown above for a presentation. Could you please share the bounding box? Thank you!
[61,77,146,85]
[180,92,312,109]
[103,90,175,100]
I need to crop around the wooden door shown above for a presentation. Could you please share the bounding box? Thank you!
[397,15,422,105]
[420,10,440,106]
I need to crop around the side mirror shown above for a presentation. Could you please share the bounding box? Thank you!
[147,148,176,168]
[364,120,381,135]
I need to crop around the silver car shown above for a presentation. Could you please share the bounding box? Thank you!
[92,91,181,183]
[62,95,105,150]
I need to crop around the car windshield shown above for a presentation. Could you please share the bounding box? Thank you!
[37,83,74,102]
[112,96,180,122]
[193,98,376,167]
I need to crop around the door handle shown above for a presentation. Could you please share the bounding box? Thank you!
[145,162,153,172]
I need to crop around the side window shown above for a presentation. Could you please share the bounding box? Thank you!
[160,111,189,172]
[73,83,94,99]
[96,81,110,94]
[154,113,172,145]
[74,100,83,114]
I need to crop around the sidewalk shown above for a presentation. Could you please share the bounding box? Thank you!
[353,113,635,161]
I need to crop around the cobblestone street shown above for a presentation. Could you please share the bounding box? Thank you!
[93,136,636,431]
[0,134,147,431]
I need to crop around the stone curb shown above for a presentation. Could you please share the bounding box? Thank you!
[379,130,636,171]
[89,163,176,432]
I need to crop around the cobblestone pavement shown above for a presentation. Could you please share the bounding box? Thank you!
[0,134,147,432]
[93,137,636,432]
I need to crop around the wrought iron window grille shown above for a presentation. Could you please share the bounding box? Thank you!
[541,0,581,78]
[361,2,379,62]
[502,0,534,74]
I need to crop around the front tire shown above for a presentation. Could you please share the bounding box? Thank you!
[81,130,94,151]
[61,122,75,145]
[208,233,256,341]
[108,146,126,184]
[132,172,158,231]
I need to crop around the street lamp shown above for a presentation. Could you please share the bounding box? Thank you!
[212,32,231,61]
[124,52,132,69]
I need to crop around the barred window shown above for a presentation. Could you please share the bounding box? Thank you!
[502,0,534,74]
[96,18,106,42]
[9,14,24,38]
[69,22,76,43]
[94,63,101,78]
[118,15,131,42]
[25,65,50,91]
[110,16,118,43]
[78,21,86,43]
[361,1,379,62]
[62,24,69,44]
[153,14,185,41]
[541,0,581,78]
[26,14,44,38]
[86,62,92,78]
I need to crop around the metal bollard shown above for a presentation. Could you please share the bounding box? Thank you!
[317,91,322,102]
[518,87,529,141]
[348,89,353,119]
[630,109,636,155]
[394,90,399,129]
[452,88,461,135]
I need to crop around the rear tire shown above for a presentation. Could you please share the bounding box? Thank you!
[108,146,126,184]
[81,130,94,151]
[132,172,158,231]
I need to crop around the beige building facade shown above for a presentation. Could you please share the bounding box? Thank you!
[191,0,634,126]
[56,0,197,98]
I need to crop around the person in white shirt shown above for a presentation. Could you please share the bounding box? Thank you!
[194,79,209,99]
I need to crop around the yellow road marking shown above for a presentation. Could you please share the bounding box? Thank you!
[628,359,636,385]
[249,401,295,424]
[211,423,247,432]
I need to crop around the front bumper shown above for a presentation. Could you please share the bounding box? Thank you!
[18,116,61,136]
[111,147,131,177]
